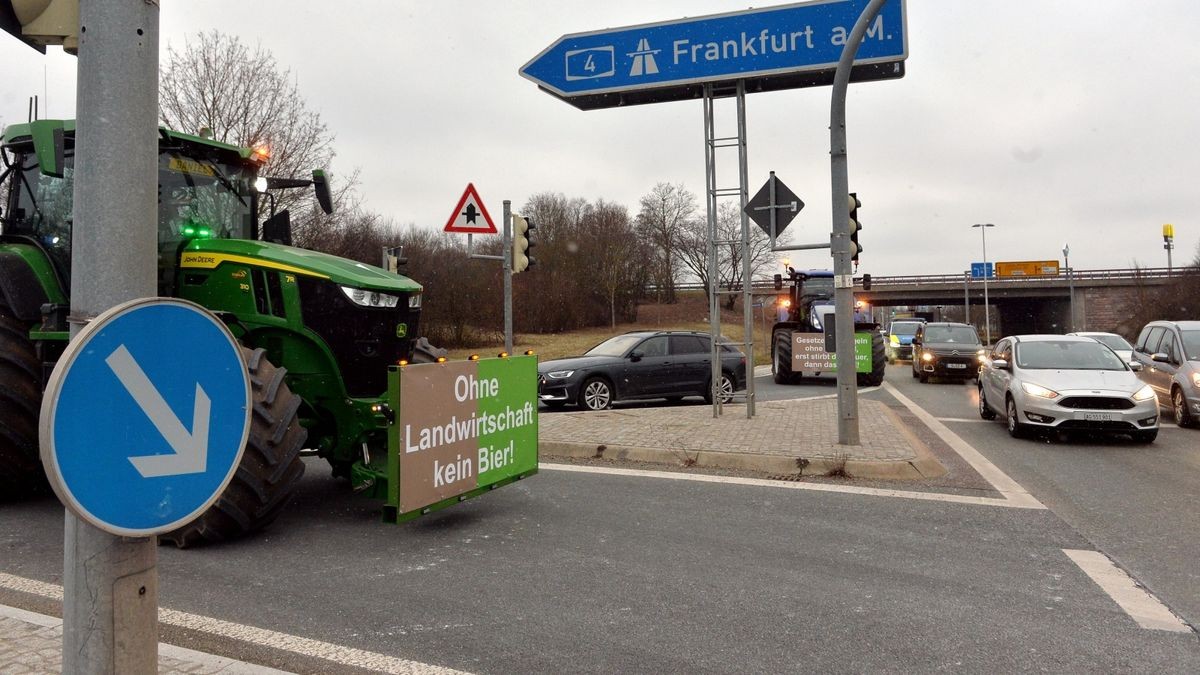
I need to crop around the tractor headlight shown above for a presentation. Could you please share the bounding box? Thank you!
[408,293,421,309]
[340,286,400,308]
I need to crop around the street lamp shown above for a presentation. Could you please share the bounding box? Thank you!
[973,223,995,345]
[1063,244,1074,332]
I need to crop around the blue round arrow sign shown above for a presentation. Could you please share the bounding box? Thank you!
[40,298,251,537]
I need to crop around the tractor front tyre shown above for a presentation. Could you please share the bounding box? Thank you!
[856,331,887,387]
[411,337,448,363]
[773,329,796,385]
[160,347,307,548]
[0,300,46,500]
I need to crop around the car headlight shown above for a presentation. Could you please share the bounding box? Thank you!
[544,370,575,379]
[340,285,400,308]
[1133,384,1156,401]
[1021,382,1060,399]
[976,349,987,363]
[1192,373,1200,388]
[921,352,934,362]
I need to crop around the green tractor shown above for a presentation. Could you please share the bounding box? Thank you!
[0,119,444,546]
[770,268,886,387]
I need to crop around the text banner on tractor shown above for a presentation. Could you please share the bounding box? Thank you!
[39,298,251,537]
[792,332,872,373]
[386,355,539,522]
[520,0,907,110]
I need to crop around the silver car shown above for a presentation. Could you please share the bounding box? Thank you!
[978,335,1159,442]
[1067,331,1134,365]
[1131,320,1200,428]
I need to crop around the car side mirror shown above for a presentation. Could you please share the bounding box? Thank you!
[991,358,1009,370]
[1129,361,1143,372]
[1150,352,1170,363]
[628,351,643,362]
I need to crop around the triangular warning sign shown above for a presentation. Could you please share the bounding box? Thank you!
[443,183,497,234]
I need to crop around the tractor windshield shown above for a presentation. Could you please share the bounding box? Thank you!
[3,147,255,290]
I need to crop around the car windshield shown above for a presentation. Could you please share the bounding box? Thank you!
[1182,330,1200,360]
[925,326,980,344]
[1015,340,1128,371]
[1087,334,1133,352]
[890,322,921,336]
[585,334,646,357]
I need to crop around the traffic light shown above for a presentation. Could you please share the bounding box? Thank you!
[1,0,79,54]
[512,214,536,274]
[847,192,862,263]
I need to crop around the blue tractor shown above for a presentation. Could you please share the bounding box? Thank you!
[770,269,886,386]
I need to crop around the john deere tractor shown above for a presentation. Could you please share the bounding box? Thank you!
[0,120,444,546]
[770,268,885,387]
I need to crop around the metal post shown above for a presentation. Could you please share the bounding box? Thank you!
[703,85,720,418]
[736,81,754,418]
[1067,267,1076,332]
[503,200,513,354]
[973,223,994,345]
[829,0,886,445]
[963,271,970,324]
[64,2,161,672]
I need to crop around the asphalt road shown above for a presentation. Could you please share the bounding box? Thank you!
[2,364,1198,673]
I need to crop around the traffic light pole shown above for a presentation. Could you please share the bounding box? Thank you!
[829,0,886,446]
[64,2,161,671]
[503,200,513,354]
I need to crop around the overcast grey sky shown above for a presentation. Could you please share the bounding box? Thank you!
[2,1,1198,277]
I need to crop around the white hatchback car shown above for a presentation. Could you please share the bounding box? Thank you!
[978,335,1159,442]
[1067,331,1135,364]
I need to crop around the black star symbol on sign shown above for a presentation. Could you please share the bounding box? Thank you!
[462,203,480,224]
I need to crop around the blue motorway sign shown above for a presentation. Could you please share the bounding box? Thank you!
[40,298,250,536]
[970,262,994,279]
[521,0,907,108]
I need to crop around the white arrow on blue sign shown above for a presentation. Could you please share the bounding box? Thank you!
[521,0,907,106]
[39,298,250,537]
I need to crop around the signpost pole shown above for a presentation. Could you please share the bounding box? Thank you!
[503,200,513,354]
[963,271,971,324]
[64,1,161,671]
[736,81,755,418]
[830,0,887,446]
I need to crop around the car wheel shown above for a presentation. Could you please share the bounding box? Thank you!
[1172,387,1196,428]
[578,377,613,411]
[1006,396,1029,439]
[978,387,997,420]
[1132,429,1158,443]
[704,373,735,404]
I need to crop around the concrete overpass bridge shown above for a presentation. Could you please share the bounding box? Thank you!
[682,267,1193,337]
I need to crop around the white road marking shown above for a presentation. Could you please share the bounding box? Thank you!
[0,572,469,675]
[1062,550,1192,633]
[936,417,988,423]
[883,381,1045,509]
[541,462,1041,509]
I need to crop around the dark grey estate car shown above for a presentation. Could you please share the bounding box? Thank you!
[537,330,747,411]
[1131,320,1200,428]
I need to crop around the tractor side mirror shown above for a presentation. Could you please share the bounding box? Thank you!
[262,209,292,246]
[312,170,333,214]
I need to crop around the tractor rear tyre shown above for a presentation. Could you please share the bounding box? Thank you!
[160,347,306,548]
[773,329,796,384]
[0,299,46,500]
[856,331,886,387]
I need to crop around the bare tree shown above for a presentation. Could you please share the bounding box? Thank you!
[158,31,347,243]
[584,200,642,327]
[678,201,790,309]
[636,182,696,304]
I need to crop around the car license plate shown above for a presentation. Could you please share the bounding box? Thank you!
[947,363,967,369]
[1081,412,1114,421]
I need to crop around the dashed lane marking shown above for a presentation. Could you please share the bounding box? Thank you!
[0,572,470,675]
[541,462,1042,509]
[1062,550,1192,633]
[883,381,1045,509]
